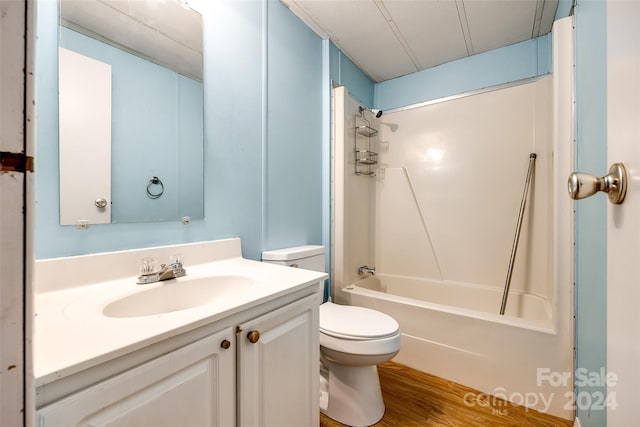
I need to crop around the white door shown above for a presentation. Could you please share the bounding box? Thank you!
[606,1,640,424]
[0,1,28,425]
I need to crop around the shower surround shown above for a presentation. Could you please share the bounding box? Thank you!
[331,18,574,419]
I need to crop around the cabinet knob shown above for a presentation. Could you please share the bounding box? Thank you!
[220,339,231,350]
[247,330,260,344]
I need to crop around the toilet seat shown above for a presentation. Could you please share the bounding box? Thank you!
[319,303,401,356]
[320,330,401,356]
[320,302,399,339]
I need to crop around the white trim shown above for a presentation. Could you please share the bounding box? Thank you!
[26,0,37,424]
[0,1,27,425]
[261,0,269,249]
[552,15,576,421]
[322,39,332,298]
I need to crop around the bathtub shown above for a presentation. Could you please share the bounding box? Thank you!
[336,274,572,418]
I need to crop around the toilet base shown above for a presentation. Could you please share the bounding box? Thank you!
[321,362,385,427]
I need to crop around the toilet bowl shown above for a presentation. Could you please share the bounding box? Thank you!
[261,245,401,427]
[319,302,401,427]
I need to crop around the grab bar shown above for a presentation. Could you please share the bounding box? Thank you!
[500,153,537,315]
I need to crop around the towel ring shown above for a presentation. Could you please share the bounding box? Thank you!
[146,176,164,199]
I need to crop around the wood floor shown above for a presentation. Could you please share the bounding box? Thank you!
[320,362,573,427]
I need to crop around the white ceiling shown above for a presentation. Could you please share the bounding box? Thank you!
[281,0,559,82]
[60,0,203,80]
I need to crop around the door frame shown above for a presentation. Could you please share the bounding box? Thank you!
[0,0,31,425]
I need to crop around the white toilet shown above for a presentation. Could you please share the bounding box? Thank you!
[262,245,401,427]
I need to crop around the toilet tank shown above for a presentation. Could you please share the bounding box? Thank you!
[261,245,325,272]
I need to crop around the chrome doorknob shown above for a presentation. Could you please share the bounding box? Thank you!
[568,163,627,204]
[95,198,108,208]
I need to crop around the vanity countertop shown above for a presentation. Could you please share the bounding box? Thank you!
[34,239,327,387]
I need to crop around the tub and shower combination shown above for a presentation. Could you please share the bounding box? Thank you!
[331,19,574,419]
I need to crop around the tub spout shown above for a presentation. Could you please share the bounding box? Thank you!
[358,266,376,276]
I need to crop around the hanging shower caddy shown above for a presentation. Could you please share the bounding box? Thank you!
[354,107,378,177]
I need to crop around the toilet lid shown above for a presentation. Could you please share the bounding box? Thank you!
[319,303,399,339]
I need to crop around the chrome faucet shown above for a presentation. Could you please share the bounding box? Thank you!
[358,265,376,276]
[137,257,187,284]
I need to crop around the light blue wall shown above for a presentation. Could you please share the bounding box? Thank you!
[574,0,607,425]
[265,0,323,250]
[206,0,324,260]
[329,42,375,108]
[374,34,552,111]
[35,0,324,261]
[556,0,574,20]
[203,0,264,261]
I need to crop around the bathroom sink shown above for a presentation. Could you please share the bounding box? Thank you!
[102,275,254,318]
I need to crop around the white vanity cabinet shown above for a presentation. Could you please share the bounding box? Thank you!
[36,327,236,427]
[237,294,319,427]
[36,291,321,427]
[34,238,327,427]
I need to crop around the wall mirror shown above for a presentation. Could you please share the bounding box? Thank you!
[58,0,204,225]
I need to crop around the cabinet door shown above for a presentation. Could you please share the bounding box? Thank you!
[36,328,235,427]
[237,294,320,427]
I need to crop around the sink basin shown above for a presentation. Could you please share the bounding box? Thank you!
[102,275,254,318]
